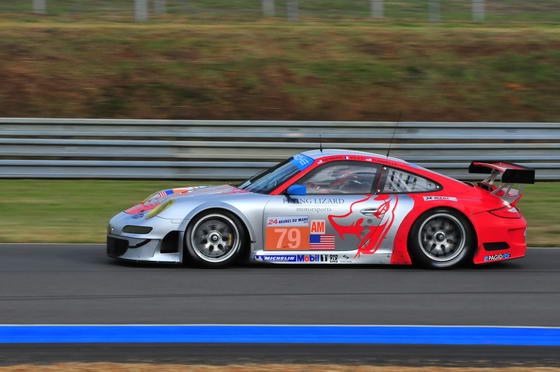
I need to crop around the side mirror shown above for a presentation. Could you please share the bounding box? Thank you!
[286,184,307,196]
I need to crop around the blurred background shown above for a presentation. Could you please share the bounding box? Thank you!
[1,5,559,369]
[0,0,559,121]
[3,0,560,23]
[1,1,559,245]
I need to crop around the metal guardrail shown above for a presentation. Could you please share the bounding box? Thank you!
[1,118,559,180]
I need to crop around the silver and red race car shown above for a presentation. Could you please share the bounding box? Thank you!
[107,149,534,269]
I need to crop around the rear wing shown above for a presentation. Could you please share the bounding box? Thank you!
[469,161,535,184]
[468,161,535,205]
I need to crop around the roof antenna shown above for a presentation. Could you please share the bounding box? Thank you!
[319,133,323,153]
[386,112,402,158]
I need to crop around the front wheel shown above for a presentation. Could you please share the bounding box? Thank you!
[184,211,245,268]
[408,209,475,269]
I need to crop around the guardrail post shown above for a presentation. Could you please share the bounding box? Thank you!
[135,0,149,22]
[262,0,275,17]
[287,0,299,22]
[154,0,167,15]
[472,0,485,22]
[370,0,384,18]
[428,0,440,22]
[33,0,46,14]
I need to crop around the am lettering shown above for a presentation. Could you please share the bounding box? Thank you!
[310,220,326,234]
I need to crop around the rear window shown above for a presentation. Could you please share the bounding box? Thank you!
[382,167,439,193]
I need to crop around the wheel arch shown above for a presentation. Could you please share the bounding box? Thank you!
[392,200,479,265]
[405,205,478,265]
[182,207,253,260]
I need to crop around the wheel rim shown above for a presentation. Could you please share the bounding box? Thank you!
[190,214,240,263]
[418,213,466,262]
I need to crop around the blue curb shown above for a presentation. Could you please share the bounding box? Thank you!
[1,325,560,345]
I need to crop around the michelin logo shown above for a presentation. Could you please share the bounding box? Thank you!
[255,255,297,262]
[424,196,457,202]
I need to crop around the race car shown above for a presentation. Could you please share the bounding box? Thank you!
[107,149,534,269]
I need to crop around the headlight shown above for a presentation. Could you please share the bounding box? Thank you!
[146,200,175,219]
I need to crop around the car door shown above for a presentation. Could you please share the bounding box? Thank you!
[262,160,396,263]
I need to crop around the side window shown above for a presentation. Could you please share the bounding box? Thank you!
[382,167,439,193]
[298,161,379,195]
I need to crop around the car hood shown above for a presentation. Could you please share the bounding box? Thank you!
[124,184,249,215]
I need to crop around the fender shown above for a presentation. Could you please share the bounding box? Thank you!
[181,202,258,246]
[391,195,480,265]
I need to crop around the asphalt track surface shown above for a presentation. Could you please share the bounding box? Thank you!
[2,244,560,326]
[1,244,560,365]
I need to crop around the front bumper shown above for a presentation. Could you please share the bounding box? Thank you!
[106,212,183,263]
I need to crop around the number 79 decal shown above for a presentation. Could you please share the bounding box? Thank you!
[265,216,310,251]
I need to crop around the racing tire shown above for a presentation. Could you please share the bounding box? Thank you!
[184,211,246,268]
[408,208,475,269]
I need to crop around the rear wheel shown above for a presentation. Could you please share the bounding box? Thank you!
[409,209,474,269]
[184,211,245,268]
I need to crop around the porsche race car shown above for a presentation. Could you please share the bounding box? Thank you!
[107,149,534,269]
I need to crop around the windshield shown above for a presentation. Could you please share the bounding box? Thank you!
[238,158,303,194]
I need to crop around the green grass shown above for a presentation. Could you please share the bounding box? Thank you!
[0,180,558,246]
[0,180,223,243]
[1,22,560,121]
[517,183,560,247]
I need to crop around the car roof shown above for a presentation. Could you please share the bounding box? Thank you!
[301,149,408,164]
[299,148,466,188]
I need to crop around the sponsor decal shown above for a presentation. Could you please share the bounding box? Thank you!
[319,255,339,263]
[310,219,326,234]
[484,253,511,262]
[255,255,298,262]
[317,254,339,263]
[266,216,309,227]
[310,234,336,250]
[296,207,333,214]
[265,216,310,251]
[297,255,321,262]
[290,154,314,171]
[339,254,353,263]
[328,194,399,257]
[255,254,325,263]
[284,197,345,205]
[423,196,458,202]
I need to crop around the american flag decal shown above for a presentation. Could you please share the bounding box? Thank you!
[309,234,335,250]
[158,190,173,197]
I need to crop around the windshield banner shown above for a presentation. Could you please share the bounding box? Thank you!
[290,154,314,171]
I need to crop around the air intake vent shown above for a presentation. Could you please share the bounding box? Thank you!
[161,231,180,253]
[107,237,128,257]
[483,242,510,251]
[123,225,153,234]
